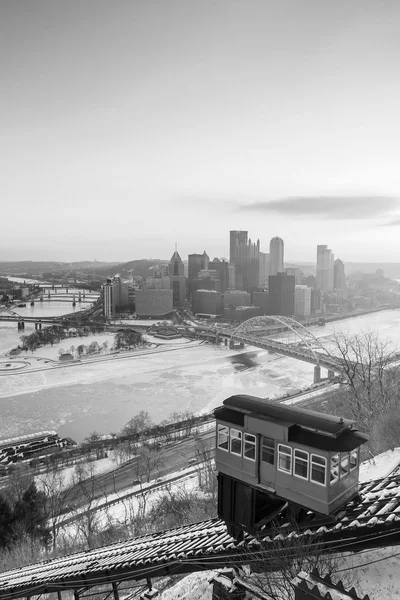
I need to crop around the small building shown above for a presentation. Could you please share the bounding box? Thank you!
[59,353,74,362]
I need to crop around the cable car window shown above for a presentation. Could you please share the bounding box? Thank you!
[262,438,275,465]
[277,444,292,474]
[310,454,326,486]
[330,453,339,484]
[294,449,309,480]
[244,433,256,461]
[230,429,242,456]
[340,452,349,477]
[350,449,358,471]
[217,425,229,452]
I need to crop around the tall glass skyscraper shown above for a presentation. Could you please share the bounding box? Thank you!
[269,237,284,276]
[316,245,334,291]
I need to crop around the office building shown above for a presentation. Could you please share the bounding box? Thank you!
[188,251,209,298]
[209,258,230,293]
[168,250,184,277]
[233,238,260,291]
[334,258,347,295]
[230,230,248,264]
[316,245,334,291]
[285,267,304,284]
[135,289,173,317]
[294,285,312,317]
[269,237,284,276]
[192,290,223,316]
[168,250,186,307]
[259,252,270,287]
[103,277,129,318]
[145,275,171,290]
[252,291,269,314]
[228,263,236,290]
[223,290,251,309]
[268,273,295,316]
[311,288,323,314]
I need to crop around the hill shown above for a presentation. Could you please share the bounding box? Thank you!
[93,259,170,279]
[0,261,120,275]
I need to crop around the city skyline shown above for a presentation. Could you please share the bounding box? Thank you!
[2,1,400,262]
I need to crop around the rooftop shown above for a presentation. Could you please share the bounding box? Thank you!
[1,474,400,599]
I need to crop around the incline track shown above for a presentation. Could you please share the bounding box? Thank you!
[1,473,400,599]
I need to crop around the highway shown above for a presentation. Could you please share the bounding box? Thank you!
[66,429,215,510]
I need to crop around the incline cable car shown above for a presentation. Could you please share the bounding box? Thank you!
[214,395,368,537]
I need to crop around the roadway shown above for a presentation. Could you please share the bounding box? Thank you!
[65,429,214,511]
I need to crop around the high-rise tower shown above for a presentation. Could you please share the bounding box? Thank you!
[168,250,185,306]
[269,237,284,276]
[230,231,248,264]
[316,245,334,291]
[334,258,347,296]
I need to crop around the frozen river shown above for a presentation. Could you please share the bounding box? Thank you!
[1,308,400,442]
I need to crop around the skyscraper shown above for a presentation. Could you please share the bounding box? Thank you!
[316,245,334,291]
[168,250,185,306]
[269,237,284,276]
[259,251,270,287]
[234,238,260,291]
[229,230,248,264]
[334,258,347,297]
[188,251,209,298]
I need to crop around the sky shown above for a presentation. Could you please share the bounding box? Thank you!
[2,0,400,263]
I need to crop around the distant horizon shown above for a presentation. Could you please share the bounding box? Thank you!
[2,257,400,267]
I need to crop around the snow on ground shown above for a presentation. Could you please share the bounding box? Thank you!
[18,333,116,361]
[114,319,173,327]
[338,546,400,600]
[158,571,215,600]
[359,447,400,482]
[36,453,118,491]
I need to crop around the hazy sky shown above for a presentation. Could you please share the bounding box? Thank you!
[2,0,400,263]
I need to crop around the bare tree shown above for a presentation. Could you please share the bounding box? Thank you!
[193,435,216,496]
[231,521,356,600]
[331,330,400,449]
[68,463,103,549]
[36,466,76,550]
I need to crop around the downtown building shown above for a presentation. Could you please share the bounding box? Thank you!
[268,272,295,316]
[103,277,129,318]
[192,289,223,317]
[231,235,260,292]
[316,245,334,291]
[269,237,284,276]
[135,272,173,317]
[259,251,270,287]
[168,250,186,307]
[188,251,209,299]
[294,285,312,317]
[334,258,347,298]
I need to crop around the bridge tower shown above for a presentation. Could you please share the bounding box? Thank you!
[72,294,76,307]
[78,292,82,302]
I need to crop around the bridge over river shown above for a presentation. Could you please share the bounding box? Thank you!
[212,315,347,383]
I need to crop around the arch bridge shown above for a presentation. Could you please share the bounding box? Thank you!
[227,315,343,383]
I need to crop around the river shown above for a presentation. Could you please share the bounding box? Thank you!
[1,307,400,442]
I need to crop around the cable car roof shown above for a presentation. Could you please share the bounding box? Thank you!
[221,395,362,438]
